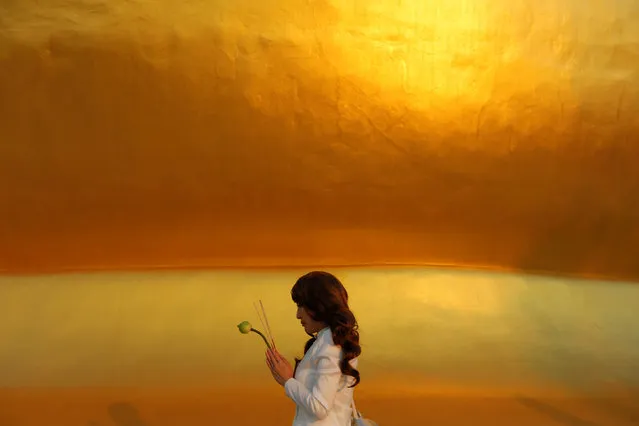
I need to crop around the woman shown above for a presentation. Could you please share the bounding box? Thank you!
[266,271,362,426]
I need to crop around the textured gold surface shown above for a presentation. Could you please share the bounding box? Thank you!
[1,1,639,279]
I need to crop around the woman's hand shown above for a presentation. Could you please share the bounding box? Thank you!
[265,348,294,386]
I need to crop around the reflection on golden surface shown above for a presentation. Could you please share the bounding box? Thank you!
[0,268,638,425]
[1,1,639,280]
[1,268,638,389]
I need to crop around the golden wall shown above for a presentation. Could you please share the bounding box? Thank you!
[1,0,639,280]
[4,268,639,389]
[1,268,638,425]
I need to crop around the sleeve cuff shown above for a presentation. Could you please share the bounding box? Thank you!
[284,377,296,397]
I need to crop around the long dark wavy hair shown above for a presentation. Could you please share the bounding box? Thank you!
[291,271,361,387]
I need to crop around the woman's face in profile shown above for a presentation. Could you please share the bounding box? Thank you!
[296,305,325,334]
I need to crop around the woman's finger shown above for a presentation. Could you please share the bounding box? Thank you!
[266,359,279,378]
[266,362,276,379]
[269,350,284,366]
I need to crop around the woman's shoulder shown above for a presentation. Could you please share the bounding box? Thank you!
[312,327,342,359]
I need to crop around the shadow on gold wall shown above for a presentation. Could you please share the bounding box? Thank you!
[1,1,639,280]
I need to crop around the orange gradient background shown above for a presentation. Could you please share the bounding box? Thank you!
[2,0,639,425]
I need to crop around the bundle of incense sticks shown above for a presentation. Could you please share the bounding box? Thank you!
[253,300,276,350]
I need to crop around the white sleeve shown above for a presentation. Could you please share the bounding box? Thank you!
[283,345,342,420]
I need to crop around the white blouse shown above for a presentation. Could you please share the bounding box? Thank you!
[284,327,358,426]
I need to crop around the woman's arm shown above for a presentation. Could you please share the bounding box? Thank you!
[284,344,342,420]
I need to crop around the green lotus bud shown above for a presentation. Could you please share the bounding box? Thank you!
[237,320,272,349]
[237,321,252,334]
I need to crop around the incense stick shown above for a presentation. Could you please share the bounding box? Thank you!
[253,301,269,341]
[259,300,276,350]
